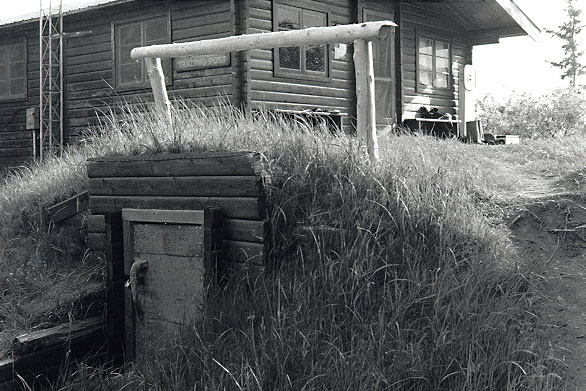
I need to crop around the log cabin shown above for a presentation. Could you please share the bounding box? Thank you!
[0,0,540,169]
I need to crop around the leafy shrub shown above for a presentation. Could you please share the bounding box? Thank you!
[476,89,586,138]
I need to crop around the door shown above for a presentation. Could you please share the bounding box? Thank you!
[123,209,206,360]
[362,7,396,127]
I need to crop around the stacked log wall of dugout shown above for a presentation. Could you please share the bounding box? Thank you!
[87,151,270,357]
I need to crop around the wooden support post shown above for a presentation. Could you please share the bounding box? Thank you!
[354,39,379,161]
[365,41,379,161]
[353,39,368,148]
[144,58,172,123]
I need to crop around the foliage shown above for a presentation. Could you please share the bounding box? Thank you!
[1,101,577,389]
[547,0,586,87]
[476,89,586,138]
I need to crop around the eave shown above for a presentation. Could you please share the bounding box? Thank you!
[494,0,542,40]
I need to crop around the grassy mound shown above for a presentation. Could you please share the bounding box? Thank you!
[0,102,567,389]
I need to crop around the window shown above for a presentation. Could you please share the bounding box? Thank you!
[418,37,450,90]
[114,15,171,88]
[0,40,26,101]
[274,4,329,79]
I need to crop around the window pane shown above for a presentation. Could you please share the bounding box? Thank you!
[119,44,137,65]
[419,54,432,71]
[278,7,300,31]
[9,78,24,95]
[306,44,325,72]
[304,10,325,28]
[120,62,142,84]
[420,70,432,86]
[146,17,168,43]
[0,81,7,96]
[435,73,448,88]
[119,23,141,45]
[279,46,301,70]
[419,38,432,55]
[8,44,24,63]
[436,41,449,58]
[0,65,7,82]
[10,63,25,79]
[373,36,392,77]
[435,57,449,74]
[375,79,393,121]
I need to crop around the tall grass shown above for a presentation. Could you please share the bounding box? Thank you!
[0,101,566,389]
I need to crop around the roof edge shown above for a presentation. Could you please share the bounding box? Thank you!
[494,0,542,40]
[0,0,135,29]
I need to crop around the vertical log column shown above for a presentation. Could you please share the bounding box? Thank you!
[145,58,172,123]
[353,39,379,161]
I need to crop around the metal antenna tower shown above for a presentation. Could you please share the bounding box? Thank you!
[39,0,64,159]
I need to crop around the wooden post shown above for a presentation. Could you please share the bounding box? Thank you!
[353,39,368,148]
[354,39,379,161]
[365,41,379,161]
[144,57,172,123]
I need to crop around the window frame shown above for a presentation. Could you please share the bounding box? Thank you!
[0,37,28,102]
[272,2,332,82]
[111,13,172,90]
[416,31,453,95]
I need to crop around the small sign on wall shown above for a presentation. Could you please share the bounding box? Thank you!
[174,53,231,72]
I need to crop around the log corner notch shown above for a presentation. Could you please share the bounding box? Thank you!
[130,21,397,162]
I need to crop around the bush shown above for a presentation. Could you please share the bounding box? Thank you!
[476,89,586,138]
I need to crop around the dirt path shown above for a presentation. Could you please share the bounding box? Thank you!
[502,169,586,390]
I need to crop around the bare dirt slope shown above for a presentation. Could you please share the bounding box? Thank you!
[503,170,586,390]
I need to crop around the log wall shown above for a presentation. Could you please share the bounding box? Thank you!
[397,3,472,120]
[87,151,269,360]
[87,151,270,267]
[247,0,357,131]
[0,0,238,172]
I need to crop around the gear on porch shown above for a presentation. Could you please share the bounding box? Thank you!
[403,106,458,138]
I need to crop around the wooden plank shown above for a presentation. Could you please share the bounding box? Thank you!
[87,215,106,233]
[86,152,262,178]
[46,191,90,224]
[12,317,103,357]
[224,240,264,264]
[13,327,106,387]
[91,196,263,220]
[89,176,260,198]
[124,287,134,362]
[224,218,267,244]
[0,358,13,383]
[122,208,204,225]
[88,233,106,252]
[132,224,203,257]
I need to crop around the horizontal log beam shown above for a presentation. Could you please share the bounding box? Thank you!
[224,240,265,265]
[87,214,106,233]
[13,317,103,357]
[132,21,396,60]
[90,196,264,220]
[89,176,260,198]
[87,152,262,178]
[224,218,268,244]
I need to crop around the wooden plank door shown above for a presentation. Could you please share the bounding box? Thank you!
[362,7,396,127]
[122,209,206,360]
